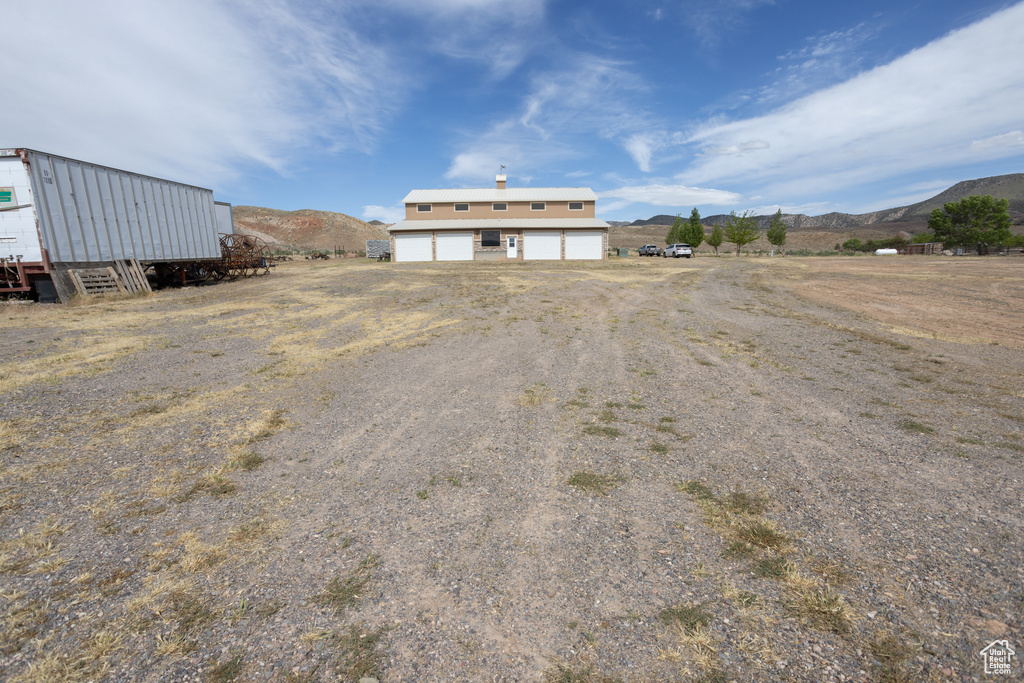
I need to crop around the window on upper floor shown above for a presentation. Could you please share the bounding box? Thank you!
[492,202,507,211]
[417,204,431,212]
[568,202,584,211]
[454,203,469,212]
[531,202,545,211]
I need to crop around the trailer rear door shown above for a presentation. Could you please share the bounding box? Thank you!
[0,154,42,262]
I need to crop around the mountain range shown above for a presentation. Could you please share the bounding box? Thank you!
[623,173,1024,229]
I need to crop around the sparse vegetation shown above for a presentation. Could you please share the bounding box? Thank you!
[567,471,624,496]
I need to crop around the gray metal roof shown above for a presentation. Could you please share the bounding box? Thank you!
[388,218,610,233]
[403,187,598,203]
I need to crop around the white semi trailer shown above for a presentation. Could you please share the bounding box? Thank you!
[0,148,227,302]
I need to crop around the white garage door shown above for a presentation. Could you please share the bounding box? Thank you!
[394,233,433,262]
[565,231,603,260]
[435,231,473,261]
[524,231,561,260]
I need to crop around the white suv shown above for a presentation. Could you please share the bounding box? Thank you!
[663,243,692,258]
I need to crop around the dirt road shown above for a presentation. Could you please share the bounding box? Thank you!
[1,257,1021,682]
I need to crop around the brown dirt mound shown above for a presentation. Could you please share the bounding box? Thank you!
[232,206,388,251]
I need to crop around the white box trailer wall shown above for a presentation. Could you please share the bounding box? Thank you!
[0,148,224,301]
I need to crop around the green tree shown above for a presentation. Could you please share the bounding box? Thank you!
[841,238,863,252]
[927,195,1011,254]
[766,209,787,251]
[681,208,705,250]
[723,211,760,256]
[909,231,935,244]
[666,214,683,245]
[706,224,724,255]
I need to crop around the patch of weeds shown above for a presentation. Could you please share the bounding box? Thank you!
[626,402,645,410]
[998,411,1024,424]
[564,399,589,409]
[170,589,216,635]
[734,519,787,549]
[659,416,675,423]
[582,425,621,438]
[567,471,623,496]
[1,597,47,655]
[596,409,618,423]
[696,358,716,367]
[677,480,716,502]
[723,491,766,515]
[859,412,879,419]
[788,585,852,633]
[638,368,657,377]
[446,475,462,487]
[314,554,379,613]
[130,403,165,417]
[649,442,669,455]
[416,490,429,500]
[956,436,983,445]
[249,408,287,441]
[543,661,622,683]
[871,398,892,406]
[995,441,1024,453]
[604,401,622,408]
[752,555,793,579]
[732,591,760,608]
[519,383,551,407]
[722,541,756,559]
[175,475,237,502]
[908,374,933,383]
[208,651,245,682]
[869,633,918,682]
[899,420,934,435]
[234,450,265,471]
[658,603,711,633]
[333,622,388,680]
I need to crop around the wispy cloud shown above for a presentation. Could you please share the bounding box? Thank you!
[756,22,879,104]
[679,0,776,45]
[598,183,742,208]
[2,0,399,187]
[679,2,1024,203]
[445,55,650,181]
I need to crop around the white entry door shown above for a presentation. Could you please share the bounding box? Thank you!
[506,235,517,259]
[436,231,473,261]
[394,233,433,262]
[564,231,603,260]
[524,231,561,260]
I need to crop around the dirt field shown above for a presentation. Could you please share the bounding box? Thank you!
[1,257,1021,682]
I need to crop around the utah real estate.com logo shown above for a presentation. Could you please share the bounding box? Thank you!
[980,639,1015,676]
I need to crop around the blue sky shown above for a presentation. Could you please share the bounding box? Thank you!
[4,0,1023,223]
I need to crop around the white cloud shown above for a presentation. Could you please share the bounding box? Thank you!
[598,183,742,207]
[680,2,1024,201]
[362,205,406,223]
[699,139,770,156]
[445,55,650,181]
[971,130,1024,154]
[1,0,399,188]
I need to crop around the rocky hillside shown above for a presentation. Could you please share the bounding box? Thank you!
[231,206,388,251]
[629,173,1024,230]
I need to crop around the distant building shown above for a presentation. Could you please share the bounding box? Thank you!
[387,175,609,262]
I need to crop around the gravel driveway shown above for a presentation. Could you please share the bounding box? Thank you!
[0,257,1021,682]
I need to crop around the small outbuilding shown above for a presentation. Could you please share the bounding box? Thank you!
[387,175,609,262]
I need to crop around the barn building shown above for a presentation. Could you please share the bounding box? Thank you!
[387,175,609,262]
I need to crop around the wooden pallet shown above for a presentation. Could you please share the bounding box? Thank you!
[68,259,151,296]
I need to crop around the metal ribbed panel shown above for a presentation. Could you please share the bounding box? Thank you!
[24,149,221,263]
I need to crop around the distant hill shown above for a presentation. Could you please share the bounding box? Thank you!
[232,206,388,251]
[627,173,1024,230]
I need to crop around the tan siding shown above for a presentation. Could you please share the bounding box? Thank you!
[405,200,595,220]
